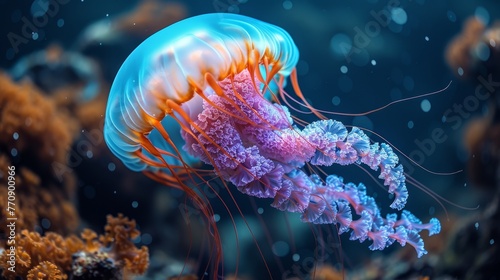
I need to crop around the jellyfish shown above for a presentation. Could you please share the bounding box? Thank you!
[104,13,441,277]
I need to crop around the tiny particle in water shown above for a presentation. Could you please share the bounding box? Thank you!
[41,218,51,229]
[391,7,408,25]
[272,241,290,257]
[32,32,39,40]
[458,67,464,76]
[108,162,116,171]
[213,214,221,222]
[283,0,293,10]
[292,253,300,261]
[447,10,457,22]
[106,13,109,17]
[371,59,377,66]
[13,132,19,140]
[257,207,264,214]
[86,151,93,158]
[132,201,139,208]
[141,233,152,245]
[425,36,429,41]
[407,121,414,129]
[421,99,431,112]
[11,148,18,157]
[475,222,479,230]
[57,18,64,27]
[331,96,341,106]
[490,239,495,245]
[340,65,348,74]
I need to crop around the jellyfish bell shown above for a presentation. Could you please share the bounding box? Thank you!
[104,13,440,278]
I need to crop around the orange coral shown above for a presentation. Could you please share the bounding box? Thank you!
[0,230,84,279]
[27,261,67,280]
[446,17,500,79]
[99,214,150,275]
[0,73,78,166]
[0,73,80,239]
[0,156,79,245]
[0,214,149,279]
[309,265,343,280]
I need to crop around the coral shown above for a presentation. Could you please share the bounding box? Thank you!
[446,17,500,79]
[99,214,149,275]
[0,155,79,244]
[445,17,485,77]
[0,214,149,279]
[72,251,121,280]
[309,265,343,280]
[0,73,83,244]
[0,230,84,279]
[0,72,78,166]
[27,261,67,280]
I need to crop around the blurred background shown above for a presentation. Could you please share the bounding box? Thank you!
[1,0,500,279]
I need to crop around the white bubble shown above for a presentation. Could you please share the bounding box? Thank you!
[407,121,414,129]
[371,59,377,66]
[57,18,64,27]
[32,32,39,40]
[132,201,139,208]
[340,65,348,74]
[257,207,264,214]
[13,132,19,140]
[31,0,49,17]
[420,99,431,112]
[391,7,408,25]
[213,214,221,222]
[11,148,18,157]
[292,253,300,261]
[108,162,116,172]
[425,36,429,41]
[458,67,464,76]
